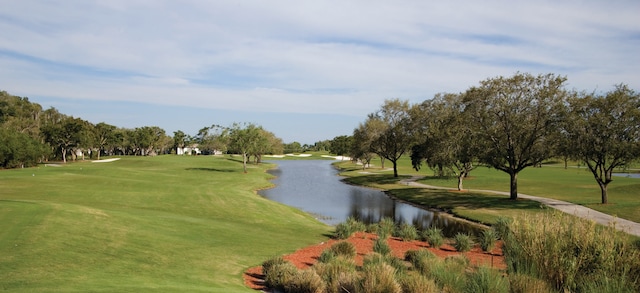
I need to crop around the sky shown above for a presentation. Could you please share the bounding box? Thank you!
[1,1,639,144]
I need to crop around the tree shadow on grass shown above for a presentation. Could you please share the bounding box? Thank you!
[342,174,407,187]
[185,167,235,173]
[390,188,543,212]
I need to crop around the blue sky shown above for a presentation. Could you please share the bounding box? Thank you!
[1,1,639,144]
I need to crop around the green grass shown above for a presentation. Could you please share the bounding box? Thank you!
[0,156,331,292]
[335,156,640,224]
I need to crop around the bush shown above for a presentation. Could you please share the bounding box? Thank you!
[329,241,357,259]
[399,272,439,293]
[464,266,509,293]
[313,257,358,293]
[318,249,336,263]
[503,211,640,292]
[422,227,445,249]
[373,238,392,256]
[285,269,326,293]
[508,273,552,293]
[396,222,419,241]
[334,222,353,239]
[493,216,512,240]
[479,229,498,252]
[428,256,467,293]
[453,233,473,252]
[377,217,396,239]
[264,261,298,290]
[405,249,436,274]
[262,256,287,277]
[360,262,402,293]
[346,216,367,233]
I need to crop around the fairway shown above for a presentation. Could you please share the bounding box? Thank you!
[0,156,331,292]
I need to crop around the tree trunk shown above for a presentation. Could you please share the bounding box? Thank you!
[599,181,609,204]
[62,147,67,163]
[380,157,385,169]
[509,172,518,200]
[392,160,398,177]
[242,152,248,173]
[457,172,465,191]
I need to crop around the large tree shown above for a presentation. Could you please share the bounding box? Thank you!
[563,85,640,204]
[368,99,414,177]
[228,123,263,173]
[464,73,568,200]
[329,135,353,159]
[42,117,90,163]
[410,93,477,190]
[93,122,117,159]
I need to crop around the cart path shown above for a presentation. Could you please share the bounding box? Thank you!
[399,176,640,237]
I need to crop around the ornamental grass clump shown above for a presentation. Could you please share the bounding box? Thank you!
[396,222,419,241]
[422,227,445,249]
[405,249,436,274]
[453,233,473,252]
[503,211,640,292]
[263,261,298,291]
[465,266,510,293]
[329,241,357,259]
[360,262,402,293]
[377,217,396,239]
[479,229,498,252]
[399,272,439,293]
[313,257,358,293]
[285,269,326,293]
[373,238,392,256]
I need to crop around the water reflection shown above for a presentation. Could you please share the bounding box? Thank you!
[259,160,483,237]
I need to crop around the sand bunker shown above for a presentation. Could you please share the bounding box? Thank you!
[91,158,121,163]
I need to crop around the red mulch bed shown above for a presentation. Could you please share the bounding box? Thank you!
[244,232,505,291]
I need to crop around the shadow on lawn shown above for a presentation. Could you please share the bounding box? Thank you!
[344,173,542,212]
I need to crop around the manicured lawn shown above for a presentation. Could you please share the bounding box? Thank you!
[335,157,640,224]
[0,156,331,292]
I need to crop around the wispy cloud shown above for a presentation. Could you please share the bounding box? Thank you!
[1,0,638,141]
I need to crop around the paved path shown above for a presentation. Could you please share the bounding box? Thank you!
[399,176,640,237]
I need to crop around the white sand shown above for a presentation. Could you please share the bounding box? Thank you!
[91,158,121,163]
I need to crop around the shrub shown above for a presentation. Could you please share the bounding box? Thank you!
[422,227,445,249]
[373,238,392,256]
[334,222,353,239]
[405,249,435,274]
[313,257,358,293]
[396,222,419,241]
[377,217,396,239]
[329,241,357,259]
[493,216,512,240]
[464,266,509,293]
[503,211,640,292]
[318,249,336,263]
[453,233,473,252]
[508,273,552,293]
[399,272,439,293]
[264,261,298,290]
[479,229,498,252]
[262,256,287,277]
[346,216,367,233]
[366,223,379,234]
[285,269,326,293]
[360,262,402,293]
[428,256,467,293]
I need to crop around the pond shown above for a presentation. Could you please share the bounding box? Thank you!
[259,160,483,237]
[613,173,640,179]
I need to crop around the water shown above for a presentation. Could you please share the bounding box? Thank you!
[259,160,483,237]
[613,173,640,179]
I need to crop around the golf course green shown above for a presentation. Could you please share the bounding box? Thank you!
[0,155,330,292]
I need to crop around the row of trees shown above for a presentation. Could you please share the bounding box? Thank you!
[0,91,291,171]
[346,73,640,204]
[0,91,175,167]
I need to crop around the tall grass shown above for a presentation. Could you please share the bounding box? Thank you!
[503,211,640,292]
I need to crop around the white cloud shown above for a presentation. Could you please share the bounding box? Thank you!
[1,0,638,121]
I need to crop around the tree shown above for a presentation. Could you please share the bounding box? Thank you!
[368,99,414,177]
[42,117,90,163]
[409,93,477,190]
[93,122,116,159]
[463,73,567,200]
[351,123,376,170]
[0,128,46,168]
[562,85,640,204]
[329,135,352,158]
[173,130,188,154]
[228,123,263,173]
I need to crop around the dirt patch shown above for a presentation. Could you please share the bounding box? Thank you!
[244,232,505,291]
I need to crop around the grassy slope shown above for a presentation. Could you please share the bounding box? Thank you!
[336,157,640,224]
[0,156,331,292]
